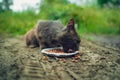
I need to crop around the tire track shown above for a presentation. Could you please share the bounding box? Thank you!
[53,57,81,80]
[20,57,46,80]
[40,56,75,80]
[20,53,75,80]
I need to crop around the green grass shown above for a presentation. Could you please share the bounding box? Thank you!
[0,7,120,36]
[77,7,120,35]
[0,10,39,36]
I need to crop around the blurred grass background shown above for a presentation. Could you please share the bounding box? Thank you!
[0,0,120,36]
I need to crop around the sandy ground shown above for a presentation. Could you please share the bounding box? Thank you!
[0,35,120,80]
[84,34,120,49]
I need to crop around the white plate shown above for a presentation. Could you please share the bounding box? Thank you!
[41,47,79,57]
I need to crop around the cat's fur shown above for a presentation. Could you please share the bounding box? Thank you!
[25,18,80,52]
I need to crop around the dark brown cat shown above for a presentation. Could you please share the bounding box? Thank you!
[25,18,81,52]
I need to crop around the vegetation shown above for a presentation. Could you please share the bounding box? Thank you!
[0,0,13,12]
[97,0,120,7]
[0,0,120,36]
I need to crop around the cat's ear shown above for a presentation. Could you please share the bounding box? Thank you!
[66,18,76,33]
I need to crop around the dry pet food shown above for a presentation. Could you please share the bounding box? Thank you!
[46,49,65,53]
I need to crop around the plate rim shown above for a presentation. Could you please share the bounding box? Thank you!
[41,47,79,57]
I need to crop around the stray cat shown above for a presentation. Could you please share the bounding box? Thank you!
[25,18,80,52]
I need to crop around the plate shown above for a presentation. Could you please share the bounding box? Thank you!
[41,47,79,57]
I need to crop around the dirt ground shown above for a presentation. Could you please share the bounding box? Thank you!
[0,35,120,80]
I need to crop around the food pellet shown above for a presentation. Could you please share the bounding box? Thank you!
[75,60,78,62]
[46,49,65,54]
[42,56,47,60]
[72,59,76,62]
[77,56,80,59]
[61,58,66,63]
